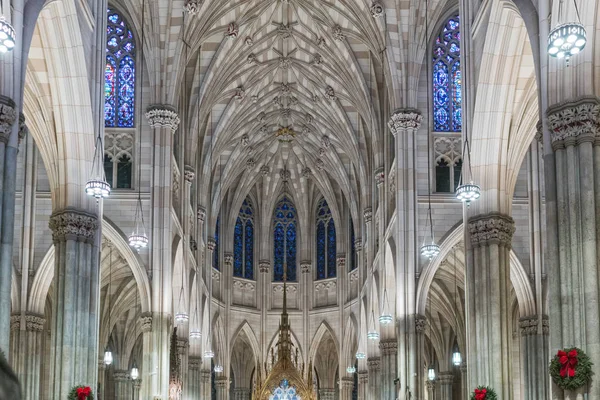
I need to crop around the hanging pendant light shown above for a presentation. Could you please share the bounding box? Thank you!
[455,137,480,205]
[175,311,189,324]
[379,288,393,325]
[355,351,366,360]
[0,17,16,53]
[452,344,462,366]
[548,1,586,65]
[204,349,214,358]
[367,310,380,340]
[103,347,113,366]
[130,362,139,380]
[190,330,202,339]
[214,364,224,373]
[85,133,111,199]
[346,366,356,374]
[451,248,462,367]
[104,244,114,366]
[428,364,436,381]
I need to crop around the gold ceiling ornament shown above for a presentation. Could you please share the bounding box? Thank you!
[276,126,296,142]
[252,269,316,400]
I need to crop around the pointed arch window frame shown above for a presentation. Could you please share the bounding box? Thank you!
[272,196,298,282]
[316,197,337,280]
[233,198,255,280]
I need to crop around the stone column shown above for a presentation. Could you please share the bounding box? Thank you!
[340,376,354,400]
[9,313,45,400]
[215,376,229,400]
[546,98,600,400]
[379,339,397,400]
[187,357,202,399]
[132,379,141,400]
[426,380,435,399]
[146,105,180,400]
[367,357,381,400]
[460,362,468,400]
[466,213,515,398]
[363,208,373,274]
[48,209,100,399]
[389,110,422,400]
[0,96,17,353]
[97,360,106,400]
[231,388,251,400]
[357,370,368,400]
[415,314,427,400]
[200,369,212,399]
[438,372,454,399]
[139,313,154,399]
[519,315,549,400]
[177,337,189,398]
[113,370,131,400]
[354,239,364,291]
[319,388,336,400]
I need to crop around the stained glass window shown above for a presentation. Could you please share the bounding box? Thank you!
[316,198,337,279]
[105,8,136,128]
[350,219,357,271]
[273,197,298,282]
[233,198,254,279]
[269,379,300,400]
[433,15,461,132]
[213,217,220,270]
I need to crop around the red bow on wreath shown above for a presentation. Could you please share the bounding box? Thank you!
[557,349,578,377]
[474,388,487,400]
[76,386,91,400]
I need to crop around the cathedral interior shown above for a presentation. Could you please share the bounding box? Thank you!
[0,0,597,399]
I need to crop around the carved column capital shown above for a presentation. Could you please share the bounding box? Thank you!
[10,315,20,331]
[113,370,130,381]
[546,96,600,147]
[177,338,189,355]
[336,255,346,269]
[224,253,234,266]
[468,213,515,248]
[341,377,354,388]
[379,339,398,355]
[374,168,385,187]
[367,357,381,371]
[438,372,454,385]
[415,314,427,334]
[0,95,16,144]
[300,261,312,274]
[214,376,229,388]
[259,260,270,273]
[49,209,99,244]
[183,0,202,15]
[207,237,216,251]
[201,369,212,382]
[519,316,539,336]
[189,357,202,370]
[18,113,28,145]
[358,370,368,384]
[184,166,195,183]
[426,380,436,390]
[197,207,206,222]
[388,108,423,137]
[140,312,153,332]
[25,314,45,332]
[363,207,372,223]
[354,238,362,252]
[460,361,467,373]
[145,105,180,132]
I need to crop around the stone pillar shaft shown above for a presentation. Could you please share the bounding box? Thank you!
[113,370,131,400]
[437,372,454,399]
[215,376,228,400]
[49,209,100,400]
[466,213,515,398]
[231,387,251,400]
[357,371,368,400]
[339,377,354,400]
[10,314,45,400]
[367,357,381,400]
[379,339,398,400]
[319,388,336,400]
[200,369,212,399]
[188,358,202,400]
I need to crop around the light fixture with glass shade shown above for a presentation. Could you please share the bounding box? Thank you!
[0,16,16,53]
[175,310,189,324]
[214,364,224,373]
[103,347,113,366]
[204,349,215,358]
[85,131,111,199]
[367,310,380,340]
[548,0,586,65]
[428,364,436,381]
[346,366,356,374]
[355,351,366,360]
[379,288,393,325]
[452,344,462,366]
[455,137,480,206]
[130,362,139,380]
[190,329,202,339]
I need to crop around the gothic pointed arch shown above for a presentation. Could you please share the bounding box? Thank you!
[272,196,298,282]
[233,197,255,279]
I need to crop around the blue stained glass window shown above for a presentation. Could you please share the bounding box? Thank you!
[350,219,357,271]
[213,217,220,270]
[433,15,461,132]
[316,198,337,279]
[105,8,135,128]
[233,218,243,277]
[233,198,255,279]
[273,196,298,282]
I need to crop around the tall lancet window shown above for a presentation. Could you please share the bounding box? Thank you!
[433,15,461,132]
[273,197,297,282]
[105,8,136,128]
[316,198,337,280]
[213,217,220,270]
[350,219,357,271]
[234,198,254,279]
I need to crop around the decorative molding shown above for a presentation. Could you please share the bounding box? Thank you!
[183,0,202,15]
[189,357,202,370]
[226,22,239,39]
[105,130,134,161]
[145,105,180,132]
[246,158,256,170]
[140,312,153,332]
[259,260,270,273]
[358,371,368,384]
[348,269,359,282]
[363,208,372,223]
[234,86,245,100]
[25,314,45,332]
[273,283,297,294]
[460,361,467,373]
[336,255,346,269]
[113,370,130,381]
[367,357,381,371]
[176,338,188,355]
[300,261,312,274]
[542,315,549,335]
[546,96,600,145]
[519,316,539,336]
[212,269,221,281]
[388,109,423,136]
[434,136,462,164]
[354,238,362,252]
[277,23,292,39]
[49,209,99,243]
[18,113,28,144]
[370,1,384,18]
[374,168,385,186]
[241,133,250,146]
[260,165,270,176]
[0,95,16,144]
[280,168,291,182]
[233,278,256,291]
[207,237,216,251]
[438,372,454,385]
[321,135,331,149]
[10,315,19,331]
[415,314,427,334]
[332,25,345,41]
[379,339,398,355]
[301,167,312,178]
[314,280,336,292]
[325,85,336,101]
[197,207,206,222]
[214,376,229,388]
[184,166,195,183]
[315,159,325,170]
[341,377,354,387]
[245,37,254,46]
[468,213,515,247]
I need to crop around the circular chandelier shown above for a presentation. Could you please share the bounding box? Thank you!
[0,17,16,53]
[214,364,224,373]
[190,329,202,339]
[355,351,366,360]
[204,350,214,358]
[455,182,481,205]
[85,178,111,199]
[548,22,586,63]
[378,313,393,325]
[367,330,380,341]
[420,243,440,260]
[346,366,356,374]
[128,233,148,250]
[175,312,189,324]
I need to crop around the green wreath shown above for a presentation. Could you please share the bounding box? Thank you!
[470,385,498,400]
[67,385,94,400]
[549,347,593,391]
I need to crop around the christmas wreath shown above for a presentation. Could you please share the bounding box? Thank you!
[470,386,497,400]
[549,347,593,391]
[68,385,94,400]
